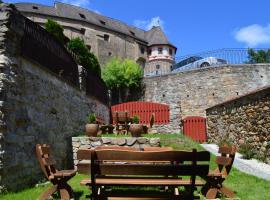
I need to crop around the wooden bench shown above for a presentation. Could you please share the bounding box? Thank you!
[202,145,237,199]
[77,148,210,199]
[36,144,76,200]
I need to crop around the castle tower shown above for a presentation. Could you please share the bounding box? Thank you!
[145,26,177,76]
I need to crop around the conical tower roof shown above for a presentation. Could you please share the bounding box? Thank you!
[146,26,176,49]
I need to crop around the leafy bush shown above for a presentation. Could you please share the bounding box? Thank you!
[247,48,270,63]
[67,38,101,76]
[88,113,96,124]
[102,57,143,102]
[217,137,233,147]
[45,19,67,44]
[238,143,256,159]
[132,115,140,124]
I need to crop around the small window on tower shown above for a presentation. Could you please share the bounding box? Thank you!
[32,6,38,10]
[140,47,145,54]
[158,47,163,54]
[104,34,110,41]
[100,20,106,25]
[169,48,173,55]
[80,28,86,35]
[148,49,152,55]
[156,65,160,69]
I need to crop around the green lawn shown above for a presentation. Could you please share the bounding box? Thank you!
[1,134,269,200]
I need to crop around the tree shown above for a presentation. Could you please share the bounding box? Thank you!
[45,19,67,44]
[67,37,101,76]
[102,57,143,103]
[247,48,270,63]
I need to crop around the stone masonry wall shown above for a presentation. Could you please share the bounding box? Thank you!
[0,5,109,191]
[206,86,270,164]
[72,137,160,169]
[143,64,270,133]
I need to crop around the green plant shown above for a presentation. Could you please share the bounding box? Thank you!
[218,137,233,147]
[45,19,67,44]
[87,113,96,124]
[102,57,143,102]
[132,115,140,124]
[247,48,270,64]
[238,143,256,159]
[67,38,101,76]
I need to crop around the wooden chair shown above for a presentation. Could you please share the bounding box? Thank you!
[113,111,132,134]
[36,144,76,200]
[202,145,237,199]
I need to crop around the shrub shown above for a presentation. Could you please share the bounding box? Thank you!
[238,143,256,159]
[45,19,67,44]
[133,115,140,124]
[67,38,101,76]
[88,113,97,124]
[218,137,233,147]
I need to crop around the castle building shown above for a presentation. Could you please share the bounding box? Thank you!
[15,2,177,76]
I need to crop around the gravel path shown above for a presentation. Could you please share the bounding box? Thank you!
[201,144,270,181]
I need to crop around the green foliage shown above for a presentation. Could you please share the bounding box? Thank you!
[67,38,101,76]
[238,143,256,159]
[102,57,143,102]
[87,113,96,124]
[45,19,66,44]
[247,48,270,63]
[132,115,140,124]
[217,137,233,147]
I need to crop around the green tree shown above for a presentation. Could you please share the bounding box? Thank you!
[67,37,101,76]
[247,48,270,63]
[45,19,66,44]
[102,57,143,102]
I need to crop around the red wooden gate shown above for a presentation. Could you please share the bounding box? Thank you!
[182,116,206,143]
[111,101,170,125]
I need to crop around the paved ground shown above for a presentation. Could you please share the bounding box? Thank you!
[201,144,270,181]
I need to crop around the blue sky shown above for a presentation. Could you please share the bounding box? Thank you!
[5,0,270,57]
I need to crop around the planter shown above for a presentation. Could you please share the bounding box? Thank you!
[129,124,143,137]
[85,124,99,137]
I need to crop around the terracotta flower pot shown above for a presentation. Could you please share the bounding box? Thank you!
[85,124,99,137]
[129,124,143,137]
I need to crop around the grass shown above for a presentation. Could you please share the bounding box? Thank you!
[1,134,269,200]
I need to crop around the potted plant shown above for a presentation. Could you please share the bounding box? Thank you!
[85,113,99,137]
[129,115,143,137]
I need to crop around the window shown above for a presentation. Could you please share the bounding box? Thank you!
[32,6,38,10]
[100,20,106,25]
[86,45,91,51]
[140,47,145,54]
[156,65,160,69]
[169,48,173,55]
[148,49,152,55]
[130,31,135,36]
[104,34,110,41]
[79,13,86,19]
[108,52,112,56]
[80,28,86,35]
[158,47,163,54]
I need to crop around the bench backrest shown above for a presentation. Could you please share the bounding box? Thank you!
[215,145,237,176]
[36,144,57,180]
[113,111,131,124]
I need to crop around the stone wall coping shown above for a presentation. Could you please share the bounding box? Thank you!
[206,85,270,112]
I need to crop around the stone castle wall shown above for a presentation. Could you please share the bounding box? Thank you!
[143,64,270,133]
[0,5,109,191]
[206,87,270,164]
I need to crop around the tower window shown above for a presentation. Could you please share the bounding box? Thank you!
[140,47,145,54]
[32,6,38,10]
[79,13,86,19]
[108,52,112,56]
[156,65,160,69]
[100,20,106,25]
[80,28,86,35]
[148,49,152,55]
[169,48,173,55]
[104,34,110,41]
[158,47,163,54]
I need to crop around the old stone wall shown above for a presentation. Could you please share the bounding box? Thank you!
[72,137,161,169]
[143,64,270,133]
[206,86,270,164]
[0,5,109,191]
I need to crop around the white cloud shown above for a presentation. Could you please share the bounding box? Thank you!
[61,0,91,7]
[134,16,164,31]
[234,24,270,47]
